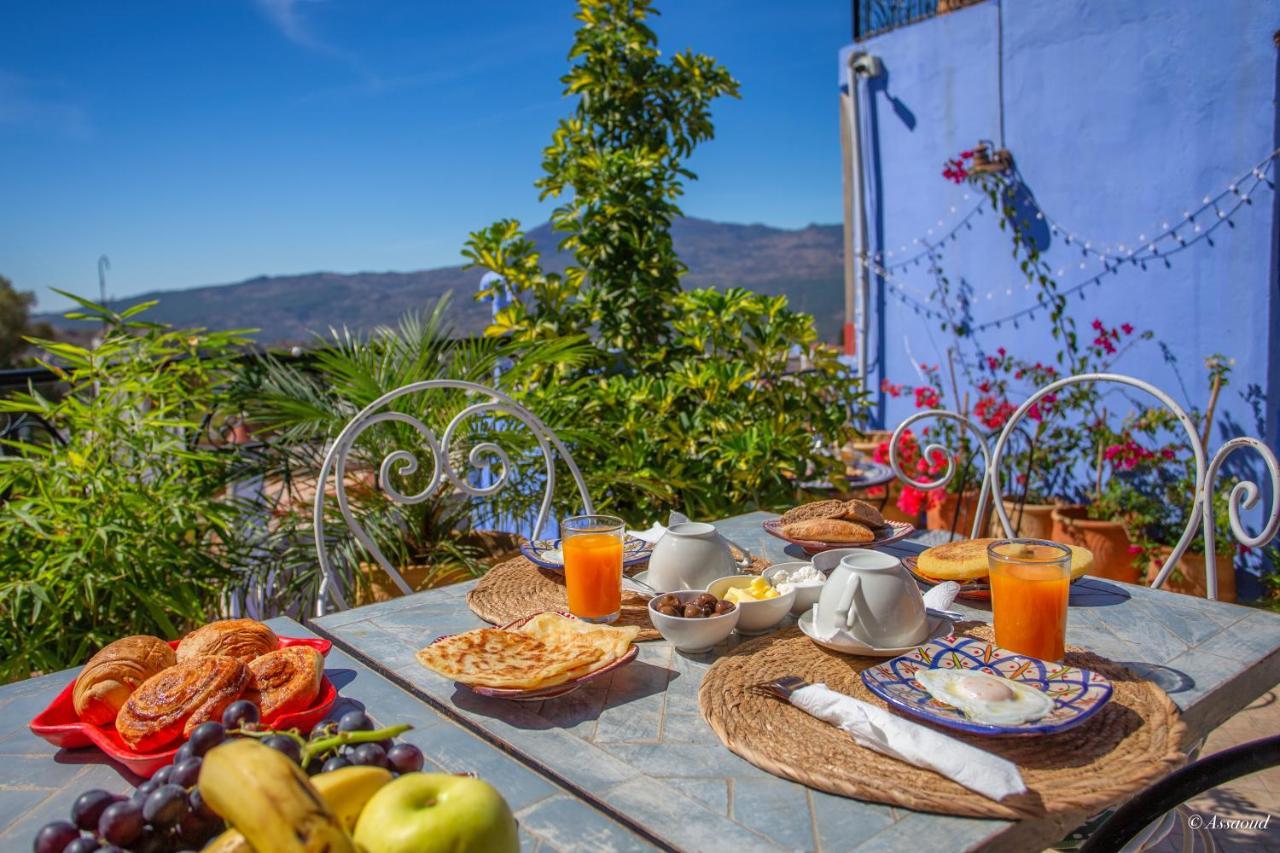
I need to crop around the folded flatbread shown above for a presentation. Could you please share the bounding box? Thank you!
[417,628,603,690]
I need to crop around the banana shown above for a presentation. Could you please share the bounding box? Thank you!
[199,738,355,853]
[311,765,395,832]
[201,828,253,852]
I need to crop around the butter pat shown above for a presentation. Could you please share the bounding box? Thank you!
[724,576,779,603]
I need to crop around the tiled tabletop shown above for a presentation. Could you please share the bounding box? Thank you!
[0,616,647,852]
[313,511,1280,852]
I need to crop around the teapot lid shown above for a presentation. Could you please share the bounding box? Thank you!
[837,551,900,572]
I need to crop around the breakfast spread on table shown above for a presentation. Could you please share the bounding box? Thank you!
[416,612,640,692]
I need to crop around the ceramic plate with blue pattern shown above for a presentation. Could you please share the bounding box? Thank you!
[519,535,654,571]
[860,635,1114,736]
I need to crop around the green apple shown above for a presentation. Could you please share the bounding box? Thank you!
[353,772,519,853]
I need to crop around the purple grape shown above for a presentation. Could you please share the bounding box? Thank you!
[70,789,117,832]
[150,766,172,785]
[336,709,372,732]
[142,783,189,827]
[187,787,217,822]
[172,741,196,765]
[63,837,100,853]
[386,743,424,774]
[187,721,226,757]
[33,820,79,853]
[262,734,303,764]
[130,780,159,803]
[170,756,202,789]
[320,755,351,773]
[350,742,388,768]
[97,800,144,847]
[221,700,260,730]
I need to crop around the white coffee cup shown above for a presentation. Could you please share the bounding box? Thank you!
[814,551,928,648]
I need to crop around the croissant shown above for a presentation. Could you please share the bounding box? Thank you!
[73,636,177,726]
[176,619,278,663]
[245,646,324,720]
[116,656,248,752]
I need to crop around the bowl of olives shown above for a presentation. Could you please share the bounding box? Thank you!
[647,590,740,653]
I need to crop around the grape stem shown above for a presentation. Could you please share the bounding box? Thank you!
[232,723,413,767]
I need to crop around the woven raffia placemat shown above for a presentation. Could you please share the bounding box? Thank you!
[467,550,770,642]
[699,625,1186,822]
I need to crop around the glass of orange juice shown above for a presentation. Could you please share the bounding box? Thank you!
[561,515,625,624]
[987,539,1072,661]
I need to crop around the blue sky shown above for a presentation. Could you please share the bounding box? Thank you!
[0,1,850,312]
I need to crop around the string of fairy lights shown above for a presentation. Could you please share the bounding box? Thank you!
[855,146,1279,334]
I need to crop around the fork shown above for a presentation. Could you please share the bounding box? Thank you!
[746,675,809,702]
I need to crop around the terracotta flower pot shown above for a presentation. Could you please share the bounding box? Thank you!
[927,490,983,538]
[989,500,1057,539]
[1146,546,1237,602]
[1050,505,1141,584]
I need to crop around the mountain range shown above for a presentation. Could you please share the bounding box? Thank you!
[39,218,847,345]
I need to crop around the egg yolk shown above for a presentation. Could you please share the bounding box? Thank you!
[724,577,779,603]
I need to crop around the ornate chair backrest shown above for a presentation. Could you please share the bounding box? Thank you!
[888,372,1279,600]
[312,380,593,615]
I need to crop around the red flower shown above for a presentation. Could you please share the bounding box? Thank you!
[997,347,1007,357]
[1027,403,1042,422]
[1121,323,1134,335]
[1127,545,1143,555]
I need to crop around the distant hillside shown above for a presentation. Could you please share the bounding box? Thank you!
[39,218,845,345]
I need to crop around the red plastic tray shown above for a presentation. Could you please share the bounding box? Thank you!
[29,636,336,778]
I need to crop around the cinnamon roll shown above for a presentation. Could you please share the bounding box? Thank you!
[176,619,277,663]
[73,636,177,726]
[116,656,248,752]
[245,646,324,720]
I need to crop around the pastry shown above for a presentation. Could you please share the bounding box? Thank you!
[116,656,248,752]
[778,500,846,526]
[781,518,875,543]
[73,636,176,726]
[176,619,278,663]
[841,498,886,527]
[245,646,324,720]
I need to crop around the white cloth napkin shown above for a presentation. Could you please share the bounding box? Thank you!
[789,683,1026,802]
[923,580,961,612]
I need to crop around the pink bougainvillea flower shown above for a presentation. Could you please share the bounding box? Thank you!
[1121,323,1134,335]
[1127,545,1143,555]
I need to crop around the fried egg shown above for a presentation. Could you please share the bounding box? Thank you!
[913,668,1055,726]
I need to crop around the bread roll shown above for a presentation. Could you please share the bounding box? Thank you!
[176,619,277,663]
[778,500,846,526]
[245,646,324,720]
[781,518,875,543]
[73,636,176,726]
[116,656,248,752]
[841,499,886,527]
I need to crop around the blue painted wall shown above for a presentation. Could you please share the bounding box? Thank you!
[840,0,1279,589]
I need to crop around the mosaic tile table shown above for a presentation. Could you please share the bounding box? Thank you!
[313,511,1280,852]
[0,617,644,851]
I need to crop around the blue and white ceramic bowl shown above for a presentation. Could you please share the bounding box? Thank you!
[860,634,1114,736]
[519,534,654,571]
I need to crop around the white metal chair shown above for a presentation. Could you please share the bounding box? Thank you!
[311,380,593,616]
[887,372,1280,599]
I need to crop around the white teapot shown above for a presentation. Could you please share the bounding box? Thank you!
[647,519,750,591]
[814,550,927,648]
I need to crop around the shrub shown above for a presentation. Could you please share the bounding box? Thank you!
[0,297,251,681]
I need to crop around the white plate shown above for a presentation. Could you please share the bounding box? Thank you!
[797,610,955,657]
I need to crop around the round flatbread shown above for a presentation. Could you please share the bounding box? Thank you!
[1068,545,1093,579]
[916,538,999,580]
[779,500,846,526]
[917,539,1095,581]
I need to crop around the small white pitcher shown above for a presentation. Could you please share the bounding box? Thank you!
[815,551,927,648]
